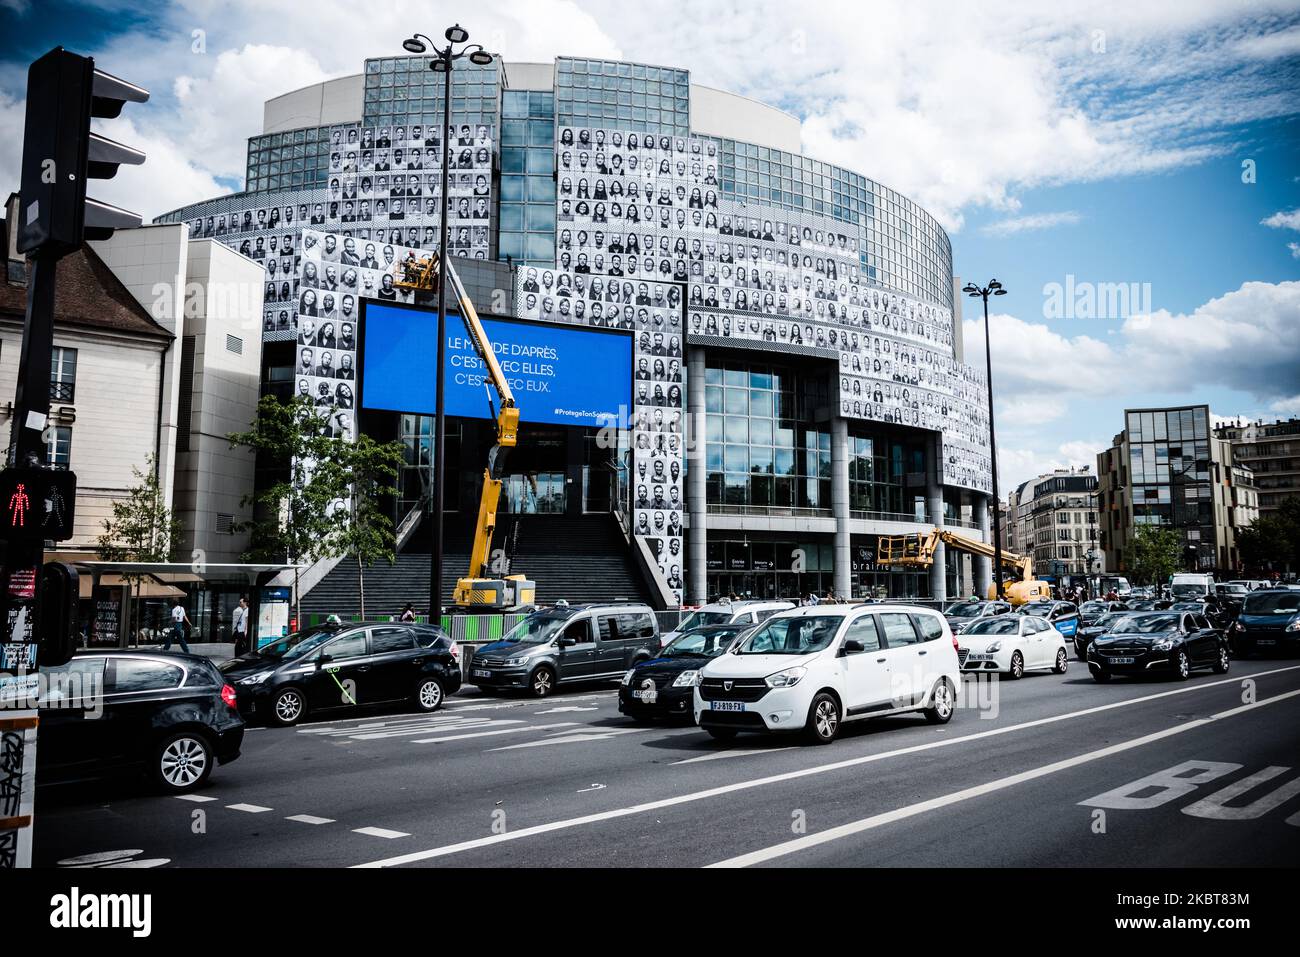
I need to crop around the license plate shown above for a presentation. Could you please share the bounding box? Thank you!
[632,689,657,702]
[1256,639,1276,646]
[472,669,492,677]
[1108,656,1135,664]
[709,700,745,712]
[966,654,990,661]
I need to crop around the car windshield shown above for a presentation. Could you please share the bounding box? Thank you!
[1243,592,1300,615]
[1112,614,1179,634]
[257,628,337,661]
[944,602,983,618]
[736,615,843,655]
[499,611,572,645]
[677,610,734,631]
[1217,585,1247,596]
[1020,602,1053,615]
[964,618,1020,636]
[1095,613,1126,628]
[1079,602,1109,615]
[1171,583,1206,598]
[663,628,736,658]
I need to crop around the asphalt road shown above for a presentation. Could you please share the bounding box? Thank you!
[33,658,1300,868]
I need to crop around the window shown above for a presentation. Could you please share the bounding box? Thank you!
[41,657,106,706]
[46,425,72,469]
[878,613,920,647]
[109,658,184,693]
[842,615,881,653]
[369,626,415,653]
[50,346,77,402]
[911,614,945,642]
[565,618,593,644]
[323,632,368,660]
[414,626,448,648]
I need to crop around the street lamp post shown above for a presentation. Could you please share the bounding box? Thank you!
[401,27,496,623]
[963,279,1008,599]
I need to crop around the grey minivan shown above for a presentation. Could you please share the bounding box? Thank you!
[467,603,660,697]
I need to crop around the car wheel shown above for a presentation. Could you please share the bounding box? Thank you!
[705,727,738,742]
[804,692,841,744]
[1092,669,1111,683]
[1008,651,1024,680]
[528,666,556,698]
[1212,646,1230,674]
[924,679,955,724]
[1053,648,1069,674]
[153,731,214,793]
[1174,649,1191,681]
[271,687,306,726]
[414,676,445,712]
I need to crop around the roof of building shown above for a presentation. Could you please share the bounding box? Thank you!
[0,243,173,342]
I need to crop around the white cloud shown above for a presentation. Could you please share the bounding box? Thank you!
[981,211,1082,237]
[1262,208,1300,230]
[1289,242,1300,259]
[998,441,1103,495]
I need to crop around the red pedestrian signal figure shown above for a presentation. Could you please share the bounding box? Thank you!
[9,482,30,528]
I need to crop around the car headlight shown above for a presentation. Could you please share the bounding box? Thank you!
[241,670,275,685]
[1231,621,1245,632]
[984,641,1002,654]
[503,655,530,666]
[1153,639,1175,651]
[765,666,806,688]
[1286,620,1300,633]
[621,668,635,686]
[672,670,701,688]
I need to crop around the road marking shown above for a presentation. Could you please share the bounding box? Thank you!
[708,687,1300,867]
[293,694,612,732]
[535,706,600,714]
[410,722,579,744]
[577,783,607,793]
[286,814,335,825]
[353,826,409,839]
[226,803,273,813]
[354,664,1300,868]
[173,794,217,803]
[484,727,656,751]
[673,747,796,765]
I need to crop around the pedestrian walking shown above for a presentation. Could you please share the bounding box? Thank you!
[400,603,417,622]
[232,595,250,656]
[164,598,193,653]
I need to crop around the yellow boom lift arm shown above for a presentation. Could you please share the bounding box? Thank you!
[876,528,1050,605]
[397,253,535,610]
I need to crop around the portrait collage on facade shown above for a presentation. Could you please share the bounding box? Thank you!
[323,121,492,258]
[514,265,686,599]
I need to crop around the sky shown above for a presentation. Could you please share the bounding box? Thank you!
[2,0,1299,497]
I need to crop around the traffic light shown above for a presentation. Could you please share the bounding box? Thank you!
[36,561,79,667]
[0,467,77,543]
[16,46,148,256]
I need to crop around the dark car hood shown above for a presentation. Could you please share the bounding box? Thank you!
[1238,612,1300,628]
[1094,632,1175,647]
[219,654,278,676]
[631,654,712,678]
[473,639,542,658]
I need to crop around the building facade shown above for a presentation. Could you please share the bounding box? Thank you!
[1005,469,1102,581]
[1214,418,1300,518]
[1097,405,1258,575]
[155,53,994,606]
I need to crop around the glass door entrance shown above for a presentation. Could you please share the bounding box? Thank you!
[501,473,566,513]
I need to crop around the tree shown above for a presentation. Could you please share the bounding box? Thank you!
[1122,524,1183,588]
[98,454,182,643]
[229,395,403,622]
[1238,498,1300,575]
[335,433,404,618]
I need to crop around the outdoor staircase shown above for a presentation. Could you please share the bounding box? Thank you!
[301,513,650,619]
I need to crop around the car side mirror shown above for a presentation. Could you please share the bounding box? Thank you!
[556,636,575,648]
[317,654,332,667]
[842,639,865,654]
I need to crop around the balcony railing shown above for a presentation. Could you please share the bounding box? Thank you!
[50,381,75,403]
[707,504,832,519]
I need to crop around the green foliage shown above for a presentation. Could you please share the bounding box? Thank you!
[1237,497,1300,573]
[98,454,180,565]
[1122,524,1183,586]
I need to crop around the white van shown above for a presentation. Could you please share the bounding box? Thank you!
[1170,573,1215,600]
[693,605,961,745]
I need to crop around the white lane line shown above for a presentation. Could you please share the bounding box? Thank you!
[709,686,1300,867]
[226,803,273,813]
[484,727,657,751]
[173,794,217,803]
[348,719,520,741]
[411,722,579,745]
[353,664,1300,868]
[673,747,795,765]
[353,826,409,839]
[286,814,335,825]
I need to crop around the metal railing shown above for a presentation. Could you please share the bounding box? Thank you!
[707,504,833,519]
[850,509,927,524]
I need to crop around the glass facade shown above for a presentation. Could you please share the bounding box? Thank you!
[1126,406,1213,532]
[556,57,690,136]
[703,359,830,510]
[362,55,499,127]
[499,90,557,265]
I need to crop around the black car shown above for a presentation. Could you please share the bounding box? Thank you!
[1229,588,1300,656]
[618,624,749,721]
[220,621,461,726]
[1073,611,1133,660]
[37,650,244,793]
[1078,600,1129,626]
[1017,600,1081,645]
[1088,611,1229,682]
[942,599,1012,634]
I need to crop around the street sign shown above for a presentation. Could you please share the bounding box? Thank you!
[0,467,76,542]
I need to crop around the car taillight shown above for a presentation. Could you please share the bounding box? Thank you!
[221,684,237,709]
[448,641,460,660]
